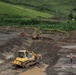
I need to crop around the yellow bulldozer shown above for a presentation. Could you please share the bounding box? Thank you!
[12,50,39,68]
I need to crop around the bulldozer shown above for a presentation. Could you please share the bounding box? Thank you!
[12,50,39,68]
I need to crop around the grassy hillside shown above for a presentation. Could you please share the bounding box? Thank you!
[1,0,76,19]
[0,0,76,32]
[0,1,52,18]
[1,0,76,6]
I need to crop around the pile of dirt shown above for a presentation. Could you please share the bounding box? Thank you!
[28,40,60,65]
[62,30,76,43]
[69,30,76,39]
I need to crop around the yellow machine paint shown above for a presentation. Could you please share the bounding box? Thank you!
[12,50,39,68]
[32,28,40,39]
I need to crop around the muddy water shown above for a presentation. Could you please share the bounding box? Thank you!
[18,64,48,75]
[61,45,76,49]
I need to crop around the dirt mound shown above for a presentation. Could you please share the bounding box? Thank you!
[62,30,76,43]
[68,30,76,39]
[28,40,60,65]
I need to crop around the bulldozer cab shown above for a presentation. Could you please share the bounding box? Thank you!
[18,50,32,58]
[18,52,25,58]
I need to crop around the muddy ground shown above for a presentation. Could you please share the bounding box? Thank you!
[0,27,76,75]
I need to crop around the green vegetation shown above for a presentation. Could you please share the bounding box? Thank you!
[1,0,76,19]
[0,1,52,18]
[0,1,76,32]
[0,19,76,31]
[20,21,76,31]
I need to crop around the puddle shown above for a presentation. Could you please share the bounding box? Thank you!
[0,59,4,64]
[18,63,48,75]
[58,72,68,75]
[61,45,76,49]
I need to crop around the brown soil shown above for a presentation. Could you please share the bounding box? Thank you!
[0,27,74,75]
[62,30,76,43]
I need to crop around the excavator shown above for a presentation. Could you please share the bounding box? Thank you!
[32,28,51,40]
[32,28,41,39]
[12,50,39,68]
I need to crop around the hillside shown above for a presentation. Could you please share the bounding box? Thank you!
[1,0,76,18]
[0,0,76,31]
[0,1,52,18]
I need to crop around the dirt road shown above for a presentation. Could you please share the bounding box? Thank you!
[19,63,48,75]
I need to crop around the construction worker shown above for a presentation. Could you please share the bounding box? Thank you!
[70,53,73,63]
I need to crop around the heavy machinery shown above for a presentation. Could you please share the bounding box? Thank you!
[12,50,39,68]
[32,28,52,40]
[32,28,41,39]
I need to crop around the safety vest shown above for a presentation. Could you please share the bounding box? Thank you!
[70,55,73,58]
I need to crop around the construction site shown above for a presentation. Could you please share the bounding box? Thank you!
[0,27,76,75]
